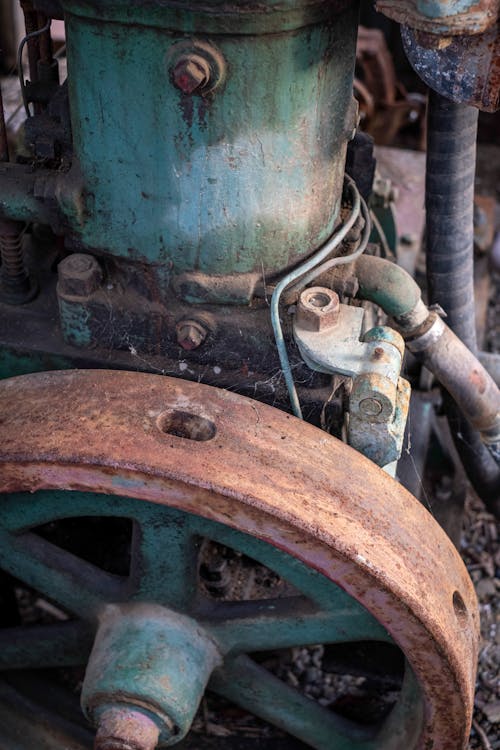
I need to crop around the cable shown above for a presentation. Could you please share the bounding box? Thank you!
[8,44,66,128]
[270,176,368,419]
[369,209,392,260]
[17,18,52,118]
[289,192,371,295]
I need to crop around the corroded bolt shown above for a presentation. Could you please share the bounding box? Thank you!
[94,707,160,750]
[172,55,210,95]
[58,253,102,297]
[176,319,207,350]
[296,287,340,332]
[359,397,383,417]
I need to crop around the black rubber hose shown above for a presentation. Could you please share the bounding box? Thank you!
[426,91,500,515]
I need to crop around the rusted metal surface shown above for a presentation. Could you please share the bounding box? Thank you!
[402,24,500,112]
[404,313,500,441]
[295,288,340,332]
[0,219,38,305]
[57,254,103,298]
[0,370,479,749]
[355,27,426,145]
[175,320,208,351]
[376,0,499,35]
[94,708,160,750]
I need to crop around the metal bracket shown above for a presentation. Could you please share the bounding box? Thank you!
[293,287,410,468]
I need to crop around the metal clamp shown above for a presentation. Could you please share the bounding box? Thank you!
[294,287,410,468]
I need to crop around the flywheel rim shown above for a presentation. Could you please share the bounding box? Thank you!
[0,369,479,749]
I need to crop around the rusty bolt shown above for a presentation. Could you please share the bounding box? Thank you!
[296,287,340,332]
[359,397,383,417]
[172,55,211,95]
[94,707,160,750]
[176,319,207,351]
[58,253,102,297]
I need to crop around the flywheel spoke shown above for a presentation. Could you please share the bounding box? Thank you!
[0,621,93,670]
[210,654,377,750]
[129,506,200,609]
[207,598,389,653]
[0,528,121,618]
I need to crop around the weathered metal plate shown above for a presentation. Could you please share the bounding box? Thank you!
[0,370,479,749]
[402,24,500,112]
[376,0,499,35]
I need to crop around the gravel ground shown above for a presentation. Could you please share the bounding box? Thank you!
[464,492,500,750]
[466,269,500,750]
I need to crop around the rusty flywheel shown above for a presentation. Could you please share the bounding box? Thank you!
[0,370,479,750]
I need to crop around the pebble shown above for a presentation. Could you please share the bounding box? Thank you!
[482,700,500,725]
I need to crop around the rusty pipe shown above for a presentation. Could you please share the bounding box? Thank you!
[480,352,500,388]
[403,313,500,445]
[353,254,500,466]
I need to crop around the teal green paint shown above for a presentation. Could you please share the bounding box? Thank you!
[355,256,421,318]
[369,204,397,256]
[210,607,390,654]
[58,298,93,347]
[416,0,484,21]
[59,0,359,288]
[211,655,422,750]
[0,489,422,747]
[81,606,221,743]
[0,490,389,647]
[211,654,377,749]
[0,348,72,380]
[0,165,53,225]
[58,0,348,34]
[0,621,93,671]
[363,326,404,351]
[0,490,388,626]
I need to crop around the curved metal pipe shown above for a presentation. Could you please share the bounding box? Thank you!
[353,253,500,515]
[425,92,499,513]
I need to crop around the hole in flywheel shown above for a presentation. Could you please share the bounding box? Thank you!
[452,590,468,623]
[156,410,216,441]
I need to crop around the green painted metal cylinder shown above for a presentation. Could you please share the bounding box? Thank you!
[59,0,359,292]
[81,604,221,745]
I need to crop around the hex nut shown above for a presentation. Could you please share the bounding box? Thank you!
[176,319,208,351]
[173,55,211,95]
[296,287,340,332]
[168,40,226,96]
[58,253,103,297]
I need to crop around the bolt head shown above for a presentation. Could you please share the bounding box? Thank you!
[359,397,383,417]
[172,56,210,95]
[94,707,160,750]
[296,287,340,332]
[58,253,102,297]
[176,320,207,350]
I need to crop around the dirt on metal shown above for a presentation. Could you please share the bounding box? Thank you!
[0,369,480,749]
